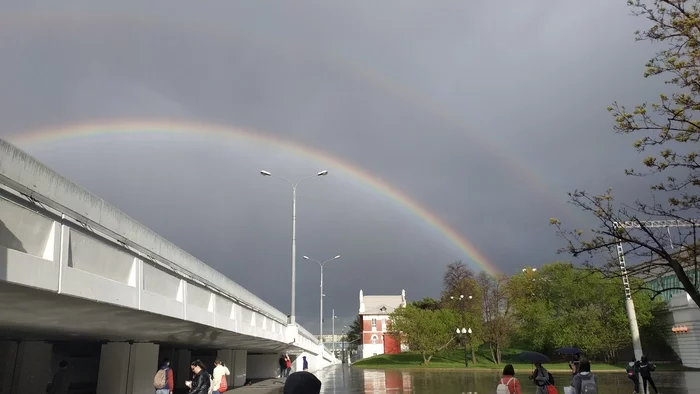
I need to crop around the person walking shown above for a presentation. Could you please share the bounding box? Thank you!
[626,359,640,394]
[185,360,211,394]
[153,358,174,394]
[279,355,286,378]
[639,356,659,394]
[212,358,230,394]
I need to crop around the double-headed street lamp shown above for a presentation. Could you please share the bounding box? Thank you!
[451,294,473,367]
[303,254,340,349]
[260,169,328,325]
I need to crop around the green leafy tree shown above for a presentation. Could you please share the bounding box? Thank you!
[388,304,459,364]
[507,262,660,361]
[550,0,700,307]
[411,297,442,311]
[345,315,362,350]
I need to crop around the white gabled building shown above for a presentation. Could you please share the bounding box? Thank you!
[357,289,407,359]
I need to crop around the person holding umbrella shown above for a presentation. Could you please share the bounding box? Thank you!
[516,352,554,394]
[556,347,582,377]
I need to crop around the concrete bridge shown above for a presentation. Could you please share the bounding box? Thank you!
[0,139,337,394]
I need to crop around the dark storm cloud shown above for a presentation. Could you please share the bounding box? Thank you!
[0,0,665,331]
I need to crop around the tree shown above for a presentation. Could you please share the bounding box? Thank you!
[441,263,483,363]
[345,315,362,350]
[550,0,700,307]
[411,297,442,311]
[388,304,459,364]
[443,261,474,292]
[506,262,660,361]
[476,272,514,364]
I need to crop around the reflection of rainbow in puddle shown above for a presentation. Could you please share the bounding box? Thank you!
[362,370,413,393]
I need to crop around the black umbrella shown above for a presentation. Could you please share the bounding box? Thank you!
[514,351,550,364]
[556,347,582,355]
[284,371,322,394]
[557,347,583,354]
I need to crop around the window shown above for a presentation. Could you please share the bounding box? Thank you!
[371,335,378,344]
[371,318,376,329]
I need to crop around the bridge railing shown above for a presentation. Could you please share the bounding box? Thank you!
[0,139,291,325]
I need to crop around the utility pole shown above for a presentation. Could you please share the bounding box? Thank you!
[614,219,699,389]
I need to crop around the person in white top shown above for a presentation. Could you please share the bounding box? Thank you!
[211,359,231,394]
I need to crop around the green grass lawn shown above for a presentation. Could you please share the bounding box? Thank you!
[352,349,688,372]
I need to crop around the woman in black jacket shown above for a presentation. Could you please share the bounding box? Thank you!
[639,356,658,394]
[186,359,211,394]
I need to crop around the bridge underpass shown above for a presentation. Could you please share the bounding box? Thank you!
[0,138,337,394]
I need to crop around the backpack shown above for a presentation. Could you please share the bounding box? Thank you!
[625,364,636,377]
[153,368,167,389]
[496,377,513,394]
[580,373,597,394]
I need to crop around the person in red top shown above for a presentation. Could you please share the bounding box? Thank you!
[499,364,522,394]
[155,358,175,394]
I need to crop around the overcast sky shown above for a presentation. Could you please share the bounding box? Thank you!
[0,1,666,333]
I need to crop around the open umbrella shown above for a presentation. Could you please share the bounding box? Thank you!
[556,347,582,355]
[514,351,550,364]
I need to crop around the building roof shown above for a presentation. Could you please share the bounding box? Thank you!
[358,289,406,314]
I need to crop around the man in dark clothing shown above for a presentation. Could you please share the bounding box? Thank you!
[279,356,287,378]
[283,371,321,394]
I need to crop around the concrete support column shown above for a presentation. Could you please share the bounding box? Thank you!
[231,350,247,387]
[246,354,280,380]
[216,349,234,387]
[0,341,18,394]
[0,341,52,394]
[96,342,159,394]
[175,349,192,390]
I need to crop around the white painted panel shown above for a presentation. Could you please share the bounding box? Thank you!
[142,262,180,299]
[68,231,134,285]
[0,197,54,258]
[1,246,58,291]
[186,283,210,310]
[187,304,214,327]
[141,290,184,319]
[62,267,138,308]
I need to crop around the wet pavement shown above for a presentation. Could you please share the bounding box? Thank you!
[312,364,700,393]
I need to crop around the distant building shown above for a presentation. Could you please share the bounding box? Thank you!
[357,289,407,359]
[632,249,700,367]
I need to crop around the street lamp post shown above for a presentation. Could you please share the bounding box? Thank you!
[260,169,328,325]
[331,310,338,362]
[455,327,473,366]
[303,255,340,351]
[451,294,473,367]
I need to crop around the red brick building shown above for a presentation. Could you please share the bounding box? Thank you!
[357,289,407,359]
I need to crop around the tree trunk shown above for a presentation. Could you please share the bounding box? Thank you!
[422,351,432,365]
[489,343,497,364]
[496,343,502,364]
[471,344,477,364]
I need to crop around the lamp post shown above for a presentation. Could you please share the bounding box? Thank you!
[451,294,472,367]
[303,255,340,350]
[455,327,473,366]
[260,169,328,325]
[331,310,338,362]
